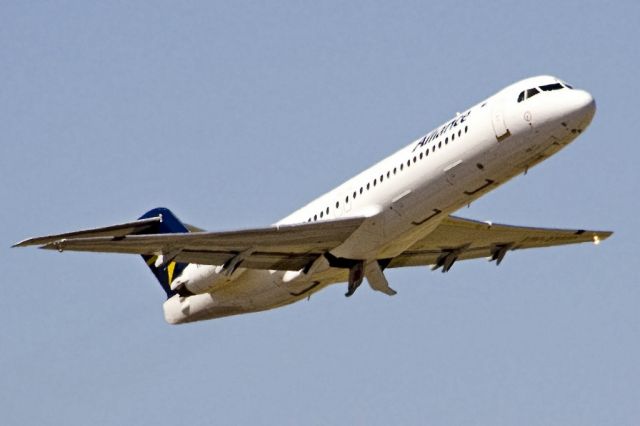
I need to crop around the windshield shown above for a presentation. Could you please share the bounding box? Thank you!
[517,82,570,103]
[540,83,564,92]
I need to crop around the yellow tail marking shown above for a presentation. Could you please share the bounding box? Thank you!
[146,255,158,266]
[167,261,176,283]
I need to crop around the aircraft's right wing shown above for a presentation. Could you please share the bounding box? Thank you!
[15,216,367,272]
[387,215,613,270]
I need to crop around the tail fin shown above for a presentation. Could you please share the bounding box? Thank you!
[137,207,190,298]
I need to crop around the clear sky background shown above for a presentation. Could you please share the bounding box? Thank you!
[2,1,638,425]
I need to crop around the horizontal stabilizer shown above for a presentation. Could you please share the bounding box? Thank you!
[13,216,162,248]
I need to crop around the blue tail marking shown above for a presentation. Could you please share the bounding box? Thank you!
[138,207,190,298]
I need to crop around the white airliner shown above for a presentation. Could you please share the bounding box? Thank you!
[15,75,612,324]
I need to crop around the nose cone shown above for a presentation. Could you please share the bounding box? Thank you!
[568,89,596,127]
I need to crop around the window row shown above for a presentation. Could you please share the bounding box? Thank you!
[307,125,470,222]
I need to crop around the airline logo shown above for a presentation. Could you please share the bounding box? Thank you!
[412,110,471,152]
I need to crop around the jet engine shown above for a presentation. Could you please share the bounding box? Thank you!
[170,263,246,295]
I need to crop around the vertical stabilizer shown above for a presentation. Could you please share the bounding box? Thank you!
[137,208,190,298]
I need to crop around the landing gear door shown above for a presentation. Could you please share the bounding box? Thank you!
[491,98,511,142]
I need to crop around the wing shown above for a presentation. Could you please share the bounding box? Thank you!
[13,216,162,247]
[13,213,611,273]
[15,217,366,271]
[388,215,612,270]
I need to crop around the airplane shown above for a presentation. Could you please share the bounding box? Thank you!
[14,75,612,324]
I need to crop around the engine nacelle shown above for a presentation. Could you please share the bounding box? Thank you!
[171,263,245,295]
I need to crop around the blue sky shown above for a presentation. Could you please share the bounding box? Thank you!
[2,1,638,425]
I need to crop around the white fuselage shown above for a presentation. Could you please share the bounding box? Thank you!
[163,75,596,324]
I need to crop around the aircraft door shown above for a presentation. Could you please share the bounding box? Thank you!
[491,98,511,142]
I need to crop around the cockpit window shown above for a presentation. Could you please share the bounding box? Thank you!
[517,87,540,103]
[540,83,564,92]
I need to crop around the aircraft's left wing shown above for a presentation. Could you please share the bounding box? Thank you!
[387,215,612,271]
[15,217,367,272]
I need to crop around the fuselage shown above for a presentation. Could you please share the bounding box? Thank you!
[163,75,596,324]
